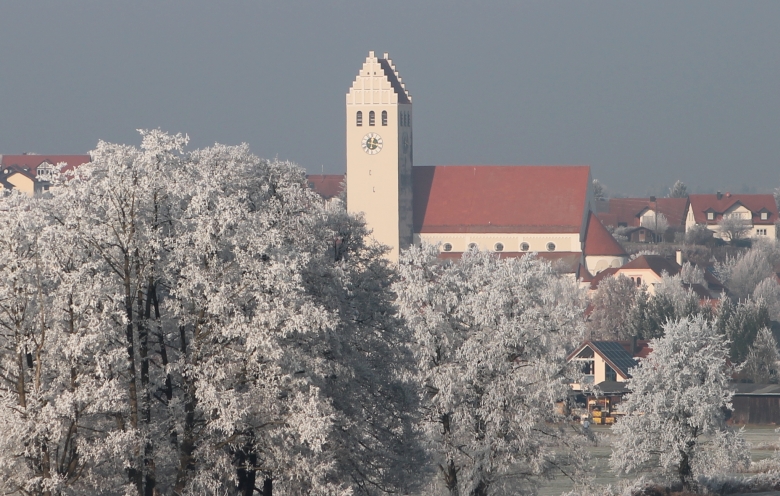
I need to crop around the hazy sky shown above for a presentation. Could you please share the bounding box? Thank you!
[1,1,778,196]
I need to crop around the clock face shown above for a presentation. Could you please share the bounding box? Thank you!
[361,132,383,155]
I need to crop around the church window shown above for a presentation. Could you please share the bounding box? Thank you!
[381,110,388,126]
[546,242,556,252]
[442,243,452,252]
[636,277,642,287]
[369,111,375,126]
[468,242,478,251]
[356,111,363,126]
[494,242,504,252]
[520,242,529,252]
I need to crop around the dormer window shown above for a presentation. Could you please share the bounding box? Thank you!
[369,111,375,126]
[381,110,387,126]
[356,111,363,126]
[761,212,769,221]
[707,212,714,221]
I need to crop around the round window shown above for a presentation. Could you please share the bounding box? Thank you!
[546,242,556,252]
[442,243,452,252]
[468,243,478,251]
[520,242,529,252]
[494,242,504,252]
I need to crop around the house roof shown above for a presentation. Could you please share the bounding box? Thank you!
[1,155,90,175]
[413,165,591,234]
[597,197,688,228]
[583,212,627,256]
[619,254,681,275]
[306,175,344,200]
[688,193,778,225]
[731,383,780,396]
[567,340,638,379]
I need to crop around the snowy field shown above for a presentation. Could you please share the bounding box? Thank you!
[537,425,779,495]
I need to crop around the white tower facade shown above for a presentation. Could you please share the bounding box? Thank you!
[346,51,413,261]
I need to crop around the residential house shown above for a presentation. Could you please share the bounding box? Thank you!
[588,254,725,298]
[596,197,689,236]
[1,155,91,196]
[686,192,778,239]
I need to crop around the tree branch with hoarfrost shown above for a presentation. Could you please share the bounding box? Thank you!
[395,246,588,496]
[610,316,749,490]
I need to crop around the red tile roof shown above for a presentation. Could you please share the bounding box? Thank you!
[583,212,627,256]
[1,155,90,175]
[597,197,689,228]
[413,165,591,233]
[688,193,778,225]
[306,174,344,199]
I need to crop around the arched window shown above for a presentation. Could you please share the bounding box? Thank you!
[356,111,363,126]
[494,242,504,252]
[381,110,388,126]
[636,277,642,287]
[546,242,556,252]
[369,111,375,126]
[442,243,452,252]
[520,242,530,252]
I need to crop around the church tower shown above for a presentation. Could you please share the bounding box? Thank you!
[346,51,413,262]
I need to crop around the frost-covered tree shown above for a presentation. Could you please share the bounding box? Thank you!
[610,317,750,490]
[588,274,637,340]
[753,277,780,323]
[627,274,704,339]
[743,327,780,384]
[396,246,588,496]
[667,180,688,198]
[592,179,607,201]
[718,215,751,243]
[684,223,713,245]
[715,297,771,364]
[0,131,424,495]
[715,241,780,300]
[640,212,669,236]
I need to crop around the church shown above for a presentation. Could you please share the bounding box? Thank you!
[308,51,628,278]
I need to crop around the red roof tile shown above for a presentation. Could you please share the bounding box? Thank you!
[1,155,90,175]
[584,212,627,256]
[306,174,344,200]
[600,197,689,228]
[688,193,778,225]
[413,165,591,233]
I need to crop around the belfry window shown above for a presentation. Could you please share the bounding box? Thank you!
[356,111,363,126]
[369,111,375,126]
[381,110,388,126]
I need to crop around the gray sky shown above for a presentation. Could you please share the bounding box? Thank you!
[1,1,778,196]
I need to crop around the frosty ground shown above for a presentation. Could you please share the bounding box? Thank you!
[538,425,779,495]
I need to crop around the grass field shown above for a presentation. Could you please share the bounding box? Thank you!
[537,425,780,496]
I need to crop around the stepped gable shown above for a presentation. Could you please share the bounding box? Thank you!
[1,155,91,175]
[584,212,627,256]
[412,165,591,234]
[306,174,344,200]
[347,51,411,105]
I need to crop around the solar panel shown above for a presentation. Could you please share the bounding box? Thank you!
[591,341,638,376]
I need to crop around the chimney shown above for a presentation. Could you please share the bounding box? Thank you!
[676,249,682,266]
[716,191,722,200]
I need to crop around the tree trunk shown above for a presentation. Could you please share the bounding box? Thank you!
[440,459,459,496]
[471,479,489,496]
[262,478,272,496]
